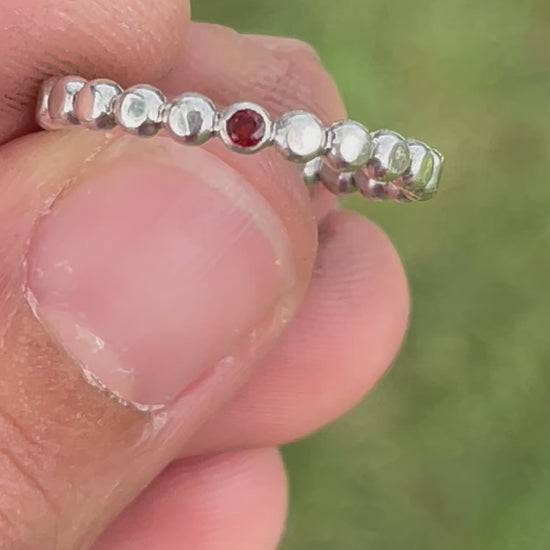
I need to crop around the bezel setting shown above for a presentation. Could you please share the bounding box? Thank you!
[218,102,274,154]
[36,76,444,203]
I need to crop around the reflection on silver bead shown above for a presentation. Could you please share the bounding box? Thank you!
[164,93,216,145]
[362,179,388,201]
[36,77,58,130]
[423,149,444,201]
[274,111,326,162]
[75,79,122,130]
[302,157,323,186]
[397,143,444,202]
[354,171,402,202]
[354,169,383,200]
[369,130,410,181]
[47,76,87,127]
[320,162,357,195]
[115,85,166,137]
[406,140,434,185]
[396,139,434,202]
[326,121,372,171]
[355,168,410,203]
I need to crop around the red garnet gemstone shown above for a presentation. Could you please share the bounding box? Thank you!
[226,109,266,148]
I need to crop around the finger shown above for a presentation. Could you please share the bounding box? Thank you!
[187,211,409,454]
[161,23,344,122]
[0,0,190,143]
[159,22,345,220]
[92,448,287,550]
[244,33,338,220]
[0,125,316,548]
[244,34,322,63]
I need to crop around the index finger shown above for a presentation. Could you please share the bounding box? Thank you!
[0,0,190,144]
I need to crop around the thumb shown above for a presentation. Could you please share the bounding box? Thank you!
[0,128,315,548]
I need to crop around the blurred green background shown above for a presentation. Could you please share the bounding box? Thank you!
[194,1,550,548]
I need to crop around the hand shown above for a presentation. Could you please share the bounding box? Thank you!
[0,2,408,549]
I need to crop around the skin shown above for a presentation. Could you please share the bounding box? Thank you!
[0,1,409,549]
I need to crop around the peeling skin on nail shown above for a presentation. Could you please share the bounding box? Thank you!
[25,288,164,413]
[79,363,164,413]
[53,260,74,274]
[73,324,105,354]
[16,136,155,410]
[24,287,39,317]
[139,410,169,443]
[26,295,165,413]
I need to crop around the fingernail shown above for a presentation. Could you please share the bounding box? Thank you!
[25,141,292,408]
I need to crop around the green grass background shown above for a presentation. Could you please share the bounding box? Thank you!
[193,1,550,548]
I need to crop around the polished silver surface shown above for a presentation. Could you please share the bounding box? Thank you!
[355,172,405,202]
[75,79,122,130]
[302,157,323,186]
[274,111,327,162]
[320,162,357,195]
[407,140,434,186]
[394,139,435,202]
[164,93,216,145]
[217,102,273,154]
[114,85,166,137]
[369,130,411,181]
[355,174,386,201]
[47,76,86,127]
[36,77,58,130]
[326,120,373,171]
[422,148,444,201]
[36,76,444,203]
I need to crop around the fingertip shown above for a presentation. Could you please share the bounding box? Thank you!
[185,209,410,453]
[92,448,288,550]
[316,209,410,364]
[244,34,322,63]
[0,125,311,547]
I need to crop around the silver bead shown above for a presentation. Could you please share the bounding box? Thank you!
[74,79,122,130]
[320,162,357,195]
[115,85,166,137]
[369,130,411,181]
[326,120,373,171]
[358,178,389,201]
[218,102,273,154]
[164,93,216,145]
[33,76,445,205]
[302,157,323,186]
[419,149,445,201]
[406,140,434,189]
[47,76,87,128]
[396,141,444,202]
[355,168,411,203]
[274,111,327,162]
[36,77,58,130]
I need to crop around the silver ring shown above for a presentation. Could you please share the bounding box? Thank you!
[36,75,444,203]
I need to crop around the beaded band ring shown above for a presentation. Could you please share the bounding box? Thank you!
[37,76,444,203]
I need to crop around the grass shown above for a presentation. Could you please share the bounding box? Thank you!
[192,1,550,548]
